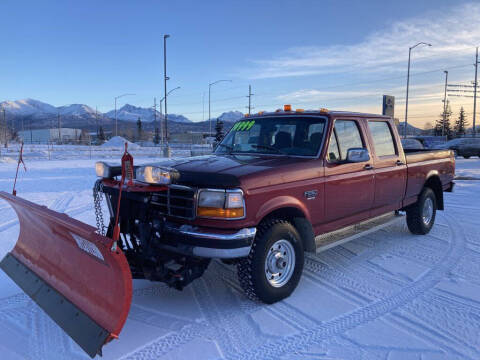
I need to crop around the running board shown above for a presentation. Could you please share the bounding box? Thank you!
[315,212,404,253]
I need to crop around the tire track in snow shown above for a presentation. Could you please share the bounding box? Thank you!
[226,214,466,360]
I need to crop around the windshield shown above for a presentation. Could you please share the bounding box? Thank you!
[215,116,326,156]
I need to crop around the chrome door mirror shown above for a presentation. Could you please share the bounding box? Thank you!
[346,148,370,163]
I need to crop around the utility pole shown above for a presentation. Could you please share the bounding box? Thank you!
[442,71,448,137]
[153,97,157,145]
[163,34,170,148]
[474,47,478,137]
[95,106,99,138]
[247,85,254,115]
[2,107,6,148]
[58,112,61,144]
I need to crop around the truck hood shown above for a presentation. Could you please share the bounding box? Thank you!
[142,154,316,188]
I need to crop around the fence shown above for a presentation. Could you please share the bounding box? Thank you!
[0,142,212,162]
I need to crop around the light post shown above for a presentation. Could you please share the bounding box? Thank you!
[159,86,180,143]
[114,93,135,136]
[163,35,170,153]
[209,79,232,137]
[442,70,448,137]
[404,42,432,138]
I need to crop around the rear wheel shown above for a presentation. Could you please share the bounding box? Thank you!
[237,219,304,304]
[463,155,471,159]
[406,187,437,235]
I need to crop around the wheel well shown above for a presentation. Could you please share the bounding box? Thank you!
[425,176,444,210]
[259,207,316,252]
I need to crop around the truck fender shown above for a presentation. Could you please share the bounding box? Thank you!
[255,196,316,252]
[424,172,444,210]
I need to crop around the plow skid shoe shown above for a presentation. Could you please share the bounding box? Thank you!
[0,191,133,358]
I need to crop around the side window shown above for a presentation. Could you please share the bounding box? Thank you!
[368,121,396,157]
[327,131,340,161]
[327,120,363,162]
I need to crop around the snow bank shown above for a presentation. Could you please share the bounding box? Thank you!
[101,136,140,149]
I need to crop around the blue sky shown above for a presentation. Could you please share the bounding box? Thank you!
[1,0,479,126]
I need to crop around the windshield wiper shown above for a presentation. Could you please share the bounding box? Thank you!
[250,144,287,155]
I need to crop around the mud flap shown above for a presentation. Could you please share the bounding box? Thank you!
[0,191,133,358]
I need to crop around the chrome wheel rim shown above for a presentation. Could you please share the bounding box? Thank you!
[422,197,434,225]
[265,239,295,288]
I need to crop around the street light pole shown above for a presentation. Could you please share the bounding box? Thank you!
[404,42,432,138]
[114,93,135,137]
[163,34,170,144]
[159,86,180,144]
[442,70,448,137]
[208,79,232,137]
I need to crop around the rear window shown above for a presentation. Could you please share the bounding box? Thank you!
[368,121,396,157]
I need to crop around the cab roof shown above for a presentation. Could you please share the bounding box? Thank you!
[241,107,391,120]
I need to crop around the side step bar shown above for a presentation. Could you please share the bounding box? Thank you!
[315,212,404,253]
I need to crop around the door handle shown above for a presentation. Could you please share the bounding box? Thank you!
[396,160,404,166]
[364,164,374,170]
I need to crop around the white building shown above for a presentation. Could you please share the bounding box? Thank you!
[18,128,82,143]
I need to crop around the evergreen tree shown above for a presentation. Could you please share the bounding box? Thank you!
[136,117,142,141]
[434,100,452,138]
[153,127,160,145]
[214,119,224,147]
[455,106,468,136]
[99,126,106,141]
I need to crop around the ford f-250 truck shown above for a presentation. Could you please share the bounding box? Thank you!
[0,106,455,357]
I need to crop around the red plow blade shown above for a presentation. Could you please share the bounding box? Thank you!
[0,191,132,358]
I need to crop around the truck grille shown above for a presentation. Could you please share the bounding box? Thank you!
[150,185,196,219]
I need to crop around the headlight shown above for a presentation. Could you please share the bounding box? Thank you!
[136,166,178,184]
[95,162,121,178]
[95,162,111,178]
[197,189,245,219]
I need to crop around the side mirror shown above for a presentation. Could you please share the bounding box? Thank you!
[346,148,370,163]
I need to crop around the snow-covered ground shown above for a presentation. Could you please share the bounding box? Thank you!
[0,157,479,360]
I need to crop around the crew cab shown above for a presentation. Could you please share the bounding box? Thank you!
[95,106,455,303]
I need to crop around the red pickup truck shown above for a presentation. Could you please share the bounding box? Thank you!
[0,106,455,357]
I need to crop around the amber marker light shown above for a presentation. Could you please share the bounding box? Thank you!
[284,104,292,111]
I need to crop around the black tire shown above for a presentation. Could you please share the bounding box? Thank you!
[406,187,437,235]
[463,155,470,159]
[237,219,304,304]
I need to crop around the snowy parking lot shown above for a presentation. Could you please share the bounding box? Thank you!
[0,157,479,360]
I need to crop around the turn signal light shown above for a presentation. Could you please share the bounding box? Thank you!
[284,104,292,111]
[197,207,245,219]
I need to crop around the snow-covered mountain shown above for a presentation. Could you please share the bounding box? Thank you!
[57,104,97,117]
[105,104,191,123]
[218,111,244,122]
[0,98,58,117]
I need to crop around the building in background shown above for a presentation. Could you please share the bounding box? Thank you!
[18,128,82,143]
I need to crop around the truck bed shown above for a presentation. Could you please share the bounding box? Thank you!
[404,149,454,202]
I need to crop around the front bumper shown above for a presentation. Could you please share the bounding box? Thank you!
[163,224,256,259]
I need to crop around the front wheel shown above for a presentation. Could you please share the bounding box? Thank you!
[237,219,304,304]
[406,187,437,235]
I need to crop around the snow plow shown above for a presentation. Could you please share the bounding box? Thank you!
[0,191,133,358]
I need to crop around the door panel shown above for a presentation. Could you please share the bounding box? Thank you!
[322,119,375,231]
[367,120,407,215]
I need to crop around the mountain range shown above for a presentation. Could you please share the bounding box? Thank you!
[0,98,243,133]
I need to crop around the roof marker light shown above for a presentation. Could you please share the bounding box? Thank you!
[284,104,292,112]
[257,111,264,115]
[295,108,304,113]
[319,108,329,113]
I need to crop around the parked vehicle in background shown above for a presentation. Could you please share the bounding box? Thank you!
[401,138,425,150]
[435,137,480,158]
[411,136,446,149]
